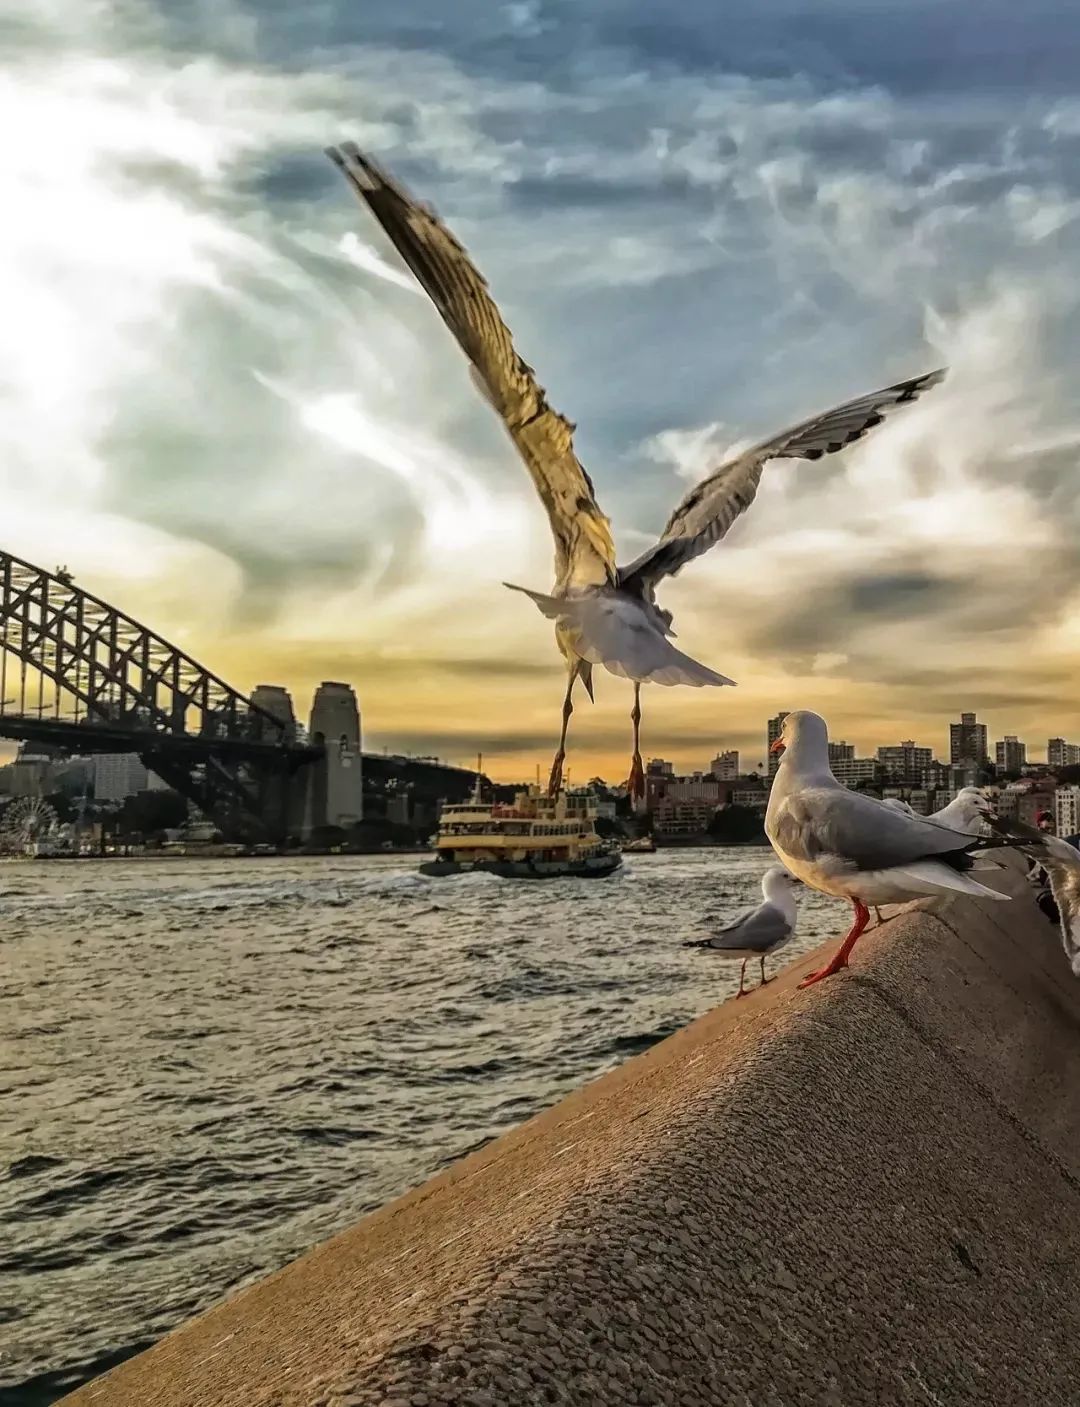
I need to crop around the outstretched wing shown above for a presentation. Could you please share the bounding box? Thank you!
[619,369,946,591]
[326,143,616,590]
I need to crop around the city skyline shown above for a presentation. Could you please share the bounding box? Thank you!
[5,3,1080,782]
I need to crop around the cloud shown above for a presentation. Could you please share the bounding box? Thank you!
[5,0,1080,776]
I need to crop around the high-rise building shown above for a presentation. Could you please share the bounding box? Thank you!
[1056,787,1080,838]
[877,741,933,783]
[995,736,1027,773]
[830,757,880,787]
[827,741,855,764]
[646,759,675,778]
[309,682,361,748]
[949,712,988,765]
[9,753,57,797]
[767,713,789,777]
[1048,738,1080,769]
[250,685,298,743]
[93,753,148,802]
[710,750,739,780]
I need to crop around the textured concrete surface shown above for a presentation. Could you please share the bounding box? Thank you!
[64,860,1080,1406]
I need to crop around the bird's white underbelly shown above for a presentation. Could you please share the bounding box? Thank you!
[771,846,964,904]
[769,847,851,898]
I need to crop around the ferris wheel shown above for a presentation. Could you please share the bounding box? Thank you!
[0,797,59,852]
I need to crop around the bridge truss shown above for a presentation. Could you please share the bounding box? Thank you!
[0,550,320,840]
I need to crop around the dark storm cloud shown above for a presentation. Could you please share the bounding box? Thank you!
[251,153,343,205]
[165,0,1080,98]
[749,566,965,660]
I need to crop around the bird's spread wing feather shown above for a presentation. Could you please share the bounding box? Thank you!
[326,143,616,589]
[770,785,975,873]
[620,369,946,590]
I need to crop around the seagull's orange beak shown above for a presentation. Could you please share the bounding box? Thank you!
[769,737,786,756]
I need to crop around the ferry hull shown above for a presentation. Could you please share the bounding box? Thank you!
[419,851,622,880]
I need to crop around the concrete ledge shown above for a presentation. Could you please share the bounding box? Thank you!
[65,862,1080,1406]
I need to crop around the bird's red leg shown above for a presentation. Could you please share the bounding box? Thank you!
[798,899,870,988]
[627,682,645,802]
[547,665,577,797]
[736,957,749,998]
[759,955,773,985]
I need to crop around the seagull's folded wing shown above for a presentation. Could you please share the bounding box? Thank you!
[771,784,977,873]
[326,143,616,591]
[704,901,793,952]
[619,369,946,592]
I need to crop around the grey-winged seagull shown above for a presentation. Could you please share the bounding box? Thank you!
[684,865,800,997]
[326,141,946,800]
[766,710,1010,986]
[930,786,996,836]
[875,788,995,923]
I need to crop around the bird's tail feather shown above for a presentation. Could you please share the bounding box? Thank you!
[885,861,1011,900]
[504,583,735,687]
[503,582,564,619]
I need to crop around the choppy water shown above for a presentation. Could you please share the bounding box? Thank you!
[1,848,841,1404]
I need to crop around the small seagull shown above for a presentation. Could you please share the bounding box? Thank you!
[930,787,996,836]
[684,866,800,997]
[325,140,946,802]
[766,711,1011,987]
[873,789,996,924]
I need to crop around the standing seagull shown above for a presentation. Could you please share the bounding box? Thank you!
[326,142,946,799]
[766,711,1009,987]
[930,786,995,836]
[874,788,994,923]
[685,865,800,997]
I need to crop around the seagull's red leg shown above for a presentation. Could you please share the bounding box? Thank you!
[798,899,871,988]
[759,956,773,985]
[547,663,578,797]
[627,682,645,802]
[736,957,749,998]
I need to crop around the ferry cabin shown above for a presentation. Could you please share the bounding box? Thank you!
[434,790,605,865]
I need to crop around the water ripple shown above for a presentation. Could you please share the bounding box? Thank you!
[0,848,842,1402]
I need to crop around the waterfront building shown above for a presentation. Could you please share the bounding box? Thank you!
[1048,738,1080,769]
[710,750,739,781]
[827,741,855,765]
[950,712,988,765]
[995,736,1027,772]
[1055,786,1080,838]
[92,753,148,802]
[767,713,789,777]
[877,741,933,783]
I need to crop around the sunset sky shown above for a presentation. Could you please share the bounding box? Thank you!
[4,0,1080,779]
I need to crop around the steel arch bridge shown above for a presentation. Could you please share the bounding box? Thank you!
[0,549,320,840]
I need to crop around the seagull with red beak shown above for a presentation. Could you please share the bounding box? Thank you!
[766,711,1010,986]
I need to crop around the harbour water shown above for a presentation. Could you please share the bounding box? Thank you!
[1,849,842,1404]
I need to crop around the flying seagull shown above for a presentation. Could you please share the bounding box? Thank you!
[684,865,800,997]
[766,710,1010,987]
[326,141,946,799]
